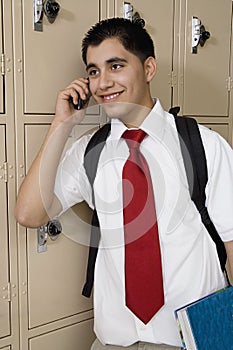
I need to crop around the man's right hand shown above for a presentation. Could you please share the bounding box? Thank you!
[54,77,90,127]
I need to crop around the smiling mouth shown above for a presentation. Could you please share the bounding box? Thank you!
[101,92,122,102]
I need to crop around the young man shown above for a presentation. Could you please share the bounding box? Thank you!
[15,18,233,350]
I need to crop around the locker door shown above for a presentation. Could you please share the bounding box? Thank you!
[116,0,174,110]
[0,0,4,114]
[29,319,95,350]
[22,0,99,114]
[0,125,10,338]
[24,124,94,329]
[16,1,101,348]
[181,0,232,116]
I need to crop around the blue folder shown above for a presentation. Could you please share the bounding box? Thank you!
[175,286,233,350]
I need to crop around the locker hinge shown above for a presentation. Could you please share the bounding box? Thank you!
[170,71,177,88]
[0,162,7,182]
[1,53,5,76]
[0,162,14,183]
[2,282,12,302]
[3,162,8,182]
[226,77,233,91]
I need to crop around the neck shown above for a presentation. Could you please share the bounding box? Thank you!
[123,98,154,128]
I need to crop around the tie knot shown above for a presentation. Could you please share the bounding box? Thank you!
[122,129,147,149]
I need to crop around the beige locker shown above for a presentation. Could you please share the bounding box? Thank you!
[19,122,97,349]
[6,1,232,349]
[0,1,20,349]
[22,0,100,115]
[116,1,233,145]
[0,1,4,114]
[116,0,174,111]
[0,347,10,350]
[14,1,102,349]
[180,0,232,116]
[29,319,95,350]
[24,124,95,329]
[0,125,10,339]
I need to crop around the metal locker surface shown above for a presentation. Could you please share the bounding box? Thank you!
[29,320,95,350]
[22,0,99,114]
[0,1,4,114]
[24,124,94,328]
[0,125,10,339]
[16,1,101,347]
[26,228,93,328]
[182,0,232,116]
[117,0,174,110]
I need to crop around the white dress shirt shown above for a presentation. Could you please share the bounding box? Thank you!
[54,100,233,347]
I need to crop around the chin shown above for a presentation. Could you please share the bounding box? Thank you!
[102,104,121,119]
[101,102,151,125]
[101,101,138,119]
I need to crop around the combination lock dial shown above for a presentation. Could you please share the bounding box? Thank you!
[47,219,62,240]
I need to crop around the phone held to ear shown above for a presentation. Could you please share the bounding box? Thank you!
[72,78,91,110]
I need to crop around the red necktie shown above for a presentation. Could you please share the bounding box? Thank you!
[122,129,164,324]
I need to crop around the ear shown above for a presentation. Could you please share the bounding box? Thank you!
[144,56,156,82]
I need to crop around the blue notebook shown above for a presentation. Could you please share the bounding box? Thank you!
[174,286,233,350]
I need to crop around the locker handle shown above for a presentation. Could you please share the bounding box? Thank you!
[199,25,210,47]
[34,0,43,24]
[34,0,60,32]
[37,219,62,253]
[34,0,43,31]
[192,16,210,54]
[123,2,145,27]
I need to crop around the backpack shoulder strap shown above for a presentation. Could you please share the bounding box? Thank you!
[84,123,111,191]
[174,115,207,206]
[174,114,227,272]
[82,123,111,297]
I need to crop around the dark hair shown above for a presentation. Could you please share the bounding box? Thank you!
[81,17,155,65]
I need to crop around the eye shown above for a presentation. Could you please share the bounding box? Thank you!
[111,63,123,70]
[88,68,99,76]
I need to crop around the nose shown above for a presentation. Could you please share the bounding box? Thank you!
[98,71,114,91]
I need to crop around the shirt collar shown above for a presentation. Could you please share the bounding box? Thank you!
[109,99,167,145]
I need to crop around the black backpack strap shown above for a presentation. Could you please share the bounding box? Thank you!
[174,115,227,273]
[169,106,180,117]
[82,123,111,297]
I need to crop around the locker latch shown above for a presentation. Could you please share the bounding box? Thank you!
[123,2,145,27]
[124,2,134,20]
[34,0,60,32]
[34,0,43,32]
[37,219,62,253]
[192,16,210,54]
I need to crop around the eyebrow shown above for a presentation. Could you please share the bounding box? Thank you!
[86,57,128,72]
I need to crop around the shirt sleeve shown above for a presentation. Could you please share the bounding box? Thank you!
[54,133,94,214]
[201,126,233,242]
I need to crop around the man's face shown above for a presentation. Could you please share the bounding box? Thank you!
[86,38,155,126]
